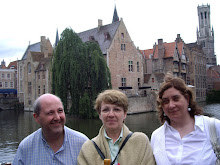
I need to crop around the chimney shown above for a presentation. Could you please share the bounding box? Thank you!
[158,39,164,58]
[176,34,182,43]
[158,39,163,48]
[98,19,102,31]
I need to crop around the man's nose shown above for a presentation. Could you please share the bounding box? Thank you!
[54,112,60,120]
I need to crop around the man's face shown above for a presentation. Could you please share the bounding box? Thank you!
[33,95,66,137]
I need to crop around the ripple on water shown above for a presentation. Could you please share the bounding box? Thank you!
[203,103,220,120]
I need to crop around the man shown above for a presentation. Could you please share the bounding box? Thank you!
[12,93,88,165]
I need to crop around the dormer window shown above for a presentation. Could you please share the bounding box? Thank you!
[104,32,110,40]
[89,36,95,41]
[121,33,124,39]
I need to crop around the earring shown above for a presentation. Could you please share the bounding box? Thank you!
[188,106,191,111]
[163,112,166,116]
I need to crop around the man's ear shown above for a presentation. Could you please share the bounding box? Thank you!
[33,113,40,124]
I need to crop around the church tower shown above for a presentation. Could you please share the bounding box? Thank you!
[197,4,216,66]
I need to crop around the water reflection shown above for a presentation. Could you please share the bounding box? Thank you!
[125,112,161,138]
[65,115,102,139]
[203,103,220,119]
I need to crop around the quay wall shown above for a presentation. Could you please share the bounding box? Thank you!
[127,91,157,114]
[0,98,19,110]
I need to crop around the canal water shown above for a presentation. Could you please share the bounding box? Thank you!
[0,103,219,163]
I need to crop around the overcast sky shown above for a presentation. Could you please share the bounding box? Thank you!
[1,0,219,66]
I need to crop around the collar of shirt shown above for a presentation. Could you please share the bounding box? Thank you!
[164,115,205,133]
[104,128,123,164]
[40,126,67,154]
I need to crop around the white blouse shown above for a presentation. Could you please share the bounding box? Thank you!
[164,115,218,165]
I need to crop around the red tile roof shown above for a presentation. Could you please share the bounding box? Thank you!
[140,40,184,59]
[7,61,17,69]
[140,49,153,59]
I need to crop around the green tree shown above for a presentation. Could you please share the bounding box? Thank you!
[52,28,111,118]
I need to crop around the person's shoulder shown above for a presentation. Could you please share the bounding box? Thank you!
[201,115,220,124]
[133,132,148,138]
[65,126,89,140]
[151,125,164,138]
[19,128,42,147]
[131,132,149,142]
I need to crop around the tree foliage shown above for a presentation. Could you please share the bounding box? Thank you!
[52,28,111,118]
[206,90,220,103]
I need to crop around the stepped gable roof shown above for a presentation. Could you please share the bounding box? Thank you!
[31,52,44,62]
[78,21,120,54]
[7,61,17,69]
[36,56,52,72]
[22,42,41,60]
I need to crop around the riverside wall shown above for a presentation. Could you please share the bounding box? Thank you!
[127,91,157,114]
[0,98,19,110]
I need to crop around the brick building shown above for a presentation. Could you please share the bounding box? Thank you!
[185,43,206,101]
[207,66,220,91]
[78,7,144,96]
[141,34,188,81]
[0,60,17,97]
[17,36,53,110]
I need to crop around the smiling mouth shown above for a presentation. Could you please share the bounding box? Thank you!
[51,121,62,125]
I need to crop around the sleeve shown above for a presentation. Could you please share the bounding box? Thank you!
[12,144,24,165]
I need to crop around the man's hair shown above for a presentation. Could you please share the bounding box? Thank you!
[94,89,128,114]
[33,93,63,116]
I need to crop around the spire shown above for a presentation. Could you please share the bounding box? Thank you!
[212,26,214,36]
[112,6,119,23]
[55,29,59,47]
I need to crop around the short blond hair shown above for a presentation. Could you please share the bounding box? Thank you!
[94,89,128,114]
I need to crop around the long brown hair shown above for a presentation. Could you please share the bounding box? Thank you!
[157,72,203,124]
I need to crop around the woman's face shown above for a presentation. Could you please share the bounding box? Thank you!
[99,101,127,134]
[161,87,189,122]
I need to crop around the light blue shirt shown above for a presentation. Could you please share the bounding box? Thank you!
[104,128,123,165]
[12,126,88,165]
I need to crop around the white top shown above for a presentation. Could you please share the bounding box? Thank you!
[151,115,220,165]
